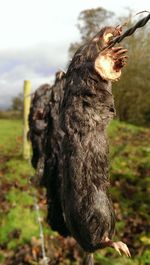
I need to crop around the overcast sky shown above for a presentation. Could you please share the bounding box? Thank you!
[0,0,150,109]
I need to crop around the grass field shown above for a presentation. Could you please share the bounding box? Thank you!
[0,119,150,265]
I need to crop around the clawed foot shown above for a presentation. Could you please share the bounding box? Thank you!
[111,241,131,257]
[112,46,128,71]
[100,237,131,258]
[94,46,128,81]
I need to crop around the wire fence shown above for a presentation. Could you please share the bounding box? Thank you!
[103,13,150,50]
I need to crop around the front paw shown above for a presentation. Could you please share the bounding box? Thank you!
[94,46,128,81]
[111,46,128,72]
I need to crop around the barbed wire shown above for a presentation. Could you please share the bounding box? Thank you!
[24,13,150,106]
[28,158,49,265]
[33,192,49,265]
[103,13,150,50]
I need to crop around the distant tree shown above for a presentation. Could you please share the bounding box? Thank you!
[77,8,115,41]
[11,93,23,112]
[113,15,150,126]
[69,7,115,57]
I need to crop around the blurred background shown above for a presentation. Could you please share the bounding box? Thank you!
[0,0,150,264]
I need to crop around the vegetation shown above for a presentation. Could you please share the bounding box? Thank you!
[113,16,150,127]
[3,9,150,127]
[69,8,150,127]
[0,93,23,120]
[69,7,114,56]
[1,8,150,265]
[1,5,150,265]
[0,119,149,264]
[11,93,23,113]
[0,110,22,120]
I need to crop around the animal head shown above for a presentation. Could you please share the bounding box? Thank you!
[93,26,122,45]
[94,26,128,81]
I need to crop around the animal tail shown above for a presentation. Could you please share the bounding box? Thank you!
[83,253,94,265]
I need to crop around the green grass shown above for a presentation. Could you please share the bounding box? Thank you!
[0,119,22,154]
[0,119,150,264]
[0,205,39,248]
[0,120,43,263]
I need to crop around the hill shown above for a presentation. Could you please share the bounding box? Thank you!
[0,119,149,265]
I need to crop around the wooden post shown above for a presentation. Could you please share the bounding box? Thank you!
[23,80,31,160]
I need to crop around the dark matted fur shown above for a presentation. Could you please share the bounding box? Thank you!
[60,29,116,252]
[29,83,51,170]
[29,72,70,236]
[29,28,117,255]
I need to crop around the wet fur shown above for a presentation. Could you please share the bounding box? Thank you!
[60,35,116,251]
[29,28,117,254]
[29,74,70,237]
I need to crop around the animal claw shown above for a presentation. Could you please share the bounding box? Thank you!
[112,46,123,51]
[114,55,128,61]
[112,47,128,54]
[115,49,128,55]
[112,241,131,257]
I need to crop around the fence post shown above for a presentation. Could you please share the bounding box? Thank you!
[23,80,31,160]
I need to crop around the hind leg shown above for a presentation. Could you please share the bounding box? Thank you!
[111,240,131,257]
[100,237,131,257]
